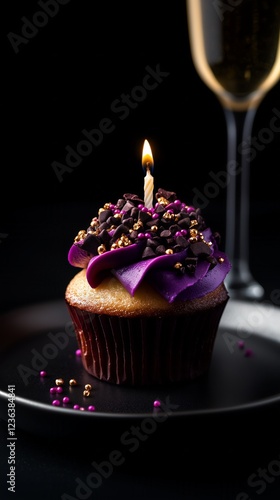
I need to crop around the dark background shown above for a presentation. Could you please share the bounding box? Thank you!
[1,0,280,310]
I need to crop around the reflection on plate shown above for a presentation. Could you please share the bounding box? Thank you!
[0,299,280,439]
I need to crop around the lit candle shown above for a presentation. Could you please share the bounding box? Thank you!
[142,139,154,208]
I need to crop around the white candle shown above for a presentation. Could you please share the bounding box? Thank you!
[142,139,154,208]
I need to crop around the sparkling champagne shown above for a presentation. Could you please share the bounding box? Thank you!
[187,0,280,110]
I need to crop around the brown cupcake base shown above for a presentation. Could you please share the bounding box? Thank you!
[66,299,228,386]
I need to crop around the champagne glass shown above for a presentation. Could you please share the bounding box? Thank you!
[186,0,280,300]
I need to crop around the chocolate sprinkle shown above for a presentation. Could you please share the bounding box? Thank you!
[73,189,220,276]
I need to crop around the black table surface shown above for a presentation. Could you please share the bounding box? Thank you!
[1,383,280,500]
[1,415,280,500]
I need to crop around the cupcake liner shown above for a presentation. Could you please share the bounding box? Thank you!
[65,298,228,386]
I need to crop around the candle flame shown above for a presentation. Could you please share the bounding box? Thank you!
[142,139,154,172]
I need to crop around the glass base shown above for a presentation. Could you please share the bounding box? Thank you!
[225,274,265,301]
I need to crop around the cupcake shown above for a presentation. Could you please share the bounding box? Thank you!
[65,188,231,386]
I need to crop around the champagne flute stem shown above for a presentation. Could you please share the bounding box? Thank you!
[223,107,264,300]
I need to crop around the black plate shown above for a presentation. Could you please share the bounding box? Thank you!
[1,299,280,440]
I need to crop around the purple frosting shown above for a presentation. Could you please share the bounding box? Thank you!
[68,188,231,303]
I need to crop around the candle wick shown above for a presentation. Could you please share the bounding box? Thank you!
[146,161,151,173]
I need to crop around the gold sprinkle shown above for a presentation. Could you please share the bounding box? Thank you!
[120,235,131,246]
[157,196,169,206]
[74,230,86,243]
[165,248,173,255]
[55,378,64,386]
[83,390,91,397]
[90,217,98,227]
[115,236,131,248]
[133,222,143,231]
[98,207,105,215]
[151,225,158,233]
[69,379,77,386]
[97,244,106,254]
[218,257,225,263]
[174,262,183,269]
[111,243,118,250]
[163,212,173,220]
[104,203,111,209]
[189,219,198,228]
[189,229,198,237]
[85,384,92,391]
[189,237,198,243]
